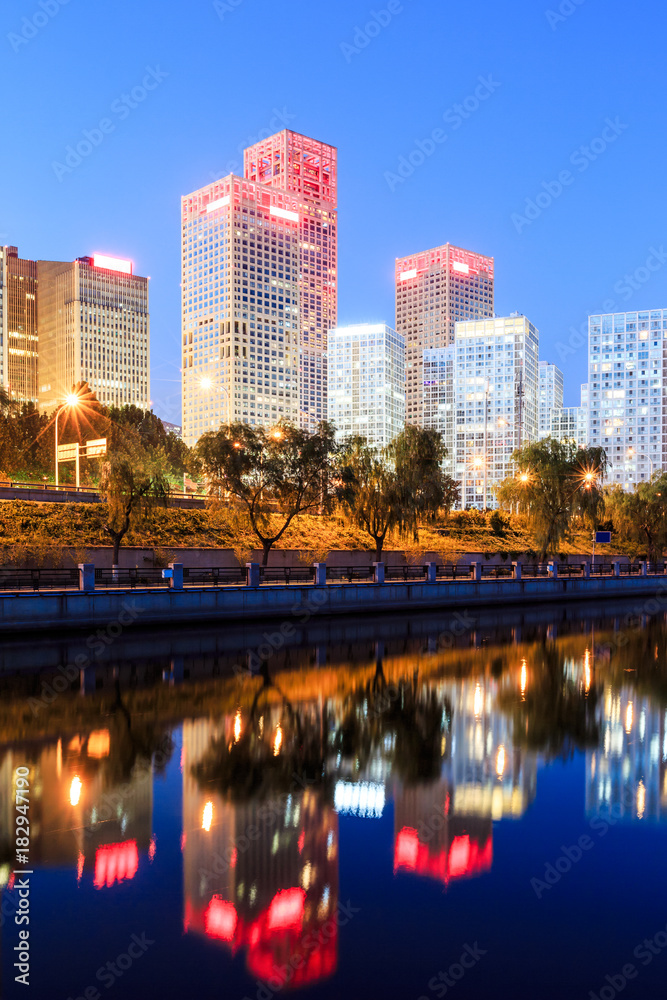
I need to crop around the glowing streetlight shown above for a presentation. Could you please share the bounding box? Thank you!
[496,745,506,778]
[520,472,530,484]
[55,393,81,488]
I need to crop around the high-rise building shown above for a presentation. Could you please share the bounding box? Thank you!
[538,361,564,439]
[395,244,494,426]
[588,310,667,487]
[180,174,303,447]
[454,315,539,510]
[0,246,39,404]
[328,323,405,450]
[244,131,337,431]
[551,406,587,448]
[423,346,455,477]
[581,382,589,409]
[37,254,149,415]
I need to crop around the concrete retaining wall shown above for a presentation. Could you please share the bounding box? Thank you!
[2,575,667,634]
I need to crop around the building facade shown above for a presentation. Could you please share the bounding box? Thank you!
[454,315,539,510]
[37,254,149,414]
[423,346,455,477]
[395,244,494,426]
[244,131,337,432]
[588,310,667,487]
[328,323,405,450]
[0,246,39,404]
[538,361,564,439]
[551,406,587,448]
[180,174,303,447]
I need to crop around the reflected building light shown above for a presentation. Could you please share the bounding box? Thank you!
[625,702,634,734]
[76,852,85,885]
[205,897,238,941]
[202,801,214,832]
[267,887,306,931]
[474,683,483,718]
[94,841,138,889]
[637,780,646,820]
[69,776,82,806]
[639,710,646,743]
[234,709,242,744]
[149,836,157,863]
[496,745,506,778]
[273,725,283,757]
[56,738,62,778]
[87,729,110,758]
[584,649,592,694]
[520,660,527,698]
[334,780,385,818]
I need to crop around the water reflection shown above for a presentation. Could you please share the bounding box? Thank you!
[2,609,667,994]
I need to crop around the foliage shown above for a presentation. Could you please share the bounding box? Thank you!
[384,426,456,540]
[98,446,170,565]
[605,475,667,563]
[195,420,337,565]
[497,438,608,559]
[337,437,401,561]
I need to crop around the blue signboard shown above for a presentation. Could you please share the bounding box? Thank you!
[595,531,612,543]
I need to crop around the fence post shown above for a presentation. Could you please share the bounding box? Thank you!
[613,561,621,578]
[78,563,95,593]
[512,561,522,581]
[640,561,648,577]
[470,562,482,582]
[313,562,327,587]
[583,562,590,580]
[373,562,385,585]
[246,562,260,588]
[547,561,558,579]
[426,562,437,584]
[169,563,183,591]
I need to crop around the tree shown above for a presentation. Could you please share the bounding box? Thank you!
[385,426,452,541]
[196,421,337,566]
[497,439,607,559]
[99,453,169,567]
[605,475,667,563]
[338,437,400,562]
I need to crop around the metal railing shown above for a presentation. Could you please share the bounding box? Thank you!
[385,564,430,582]
[183,567,246,587]
[0,567,80,591]
[326,565,376,584]
[435,564,474,579]
[94,567,171,589]
[260,566,316,585]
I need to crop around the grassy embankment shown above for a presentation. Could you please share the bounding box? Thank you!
[0,499,610,565]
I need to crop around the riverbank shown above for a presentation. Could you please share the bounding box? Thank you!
[1,573,666,635]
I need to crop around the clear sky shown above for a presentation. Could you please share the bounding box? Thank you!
[1,0,665,420]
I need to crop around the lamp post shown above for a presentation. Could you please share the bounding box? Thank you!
[54,393,80,488]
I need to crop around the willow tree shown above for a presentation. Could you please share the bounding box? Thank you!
[338,437,400,562]
[384,425,457,541]
[605,475,667,563]
[497,438,607,559]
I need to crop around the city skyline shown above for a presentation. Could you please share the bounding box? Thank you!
[2,0,666,423]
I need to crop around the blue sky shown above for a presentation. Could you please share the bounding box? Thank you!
[1,0,665,419]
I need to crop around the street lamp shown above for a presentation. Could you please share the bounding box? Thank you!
[198,376,230,430]
[55,393,81,488]
[627,447,653,479]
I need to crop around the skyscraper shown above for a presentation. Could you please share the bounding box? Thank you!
[37,254,149,414]
[454,315,539,510]
[244,130,338,431]
[328,323,405,450]
[0,246,39,404]
[180,174,303,447]
[588,310,667,486]
[423,346,455,477]
[538,361,564,439]
[551,406,587,448]
[395,244,494,426]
